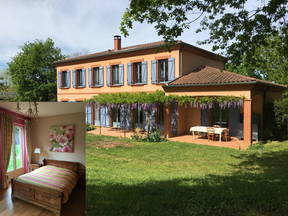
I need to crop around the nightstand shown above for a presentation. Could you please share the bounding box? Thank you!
[29,164,41,172]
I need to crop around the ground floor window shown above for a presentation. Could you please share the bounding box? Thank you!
[112,108,121,123]
[8,125,24,172]
[86,104,92,124]
[212,105,229,127]
[134,106,145,128]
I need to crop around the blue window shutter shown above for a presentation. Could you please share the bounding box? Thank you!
[88,68,92,87]
[100,67,104,86]
[82,68,86,87]
[67,71,71,88]
[105,107,110,127]
[168,58,175,81]
[106,66,110,87]
[141,61,147,84]
[119,64,124,85]
[58,72,62,88]
[72,70,76,88]
[127,63,132,85]
[151,60,157,84]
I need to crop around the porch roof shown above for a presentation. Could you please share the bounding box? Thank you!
[166,66,287,89]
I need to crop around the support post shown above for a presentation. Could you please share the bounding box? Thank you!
[163,103,172,138]
[243,99,252,149]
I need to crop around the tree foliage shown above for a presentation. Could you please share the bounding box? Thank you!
[8,38,65,101]
[121,0,288,65]
[226,31,288,83]
[0,77,8,92]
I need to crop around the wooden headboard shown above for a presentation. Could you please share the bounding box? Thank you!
[43,159,79,173]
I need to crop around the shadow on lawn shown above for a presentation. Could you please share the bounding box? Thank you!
[87,150,288,216]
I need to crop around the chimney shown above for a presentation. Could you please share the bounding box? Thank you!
[114,35,121,51]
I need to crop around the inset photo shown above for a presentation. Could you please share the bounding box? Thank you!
[0,102,86,216]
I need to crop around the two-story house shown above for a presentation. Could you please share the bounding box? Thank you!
[55,36,286,148]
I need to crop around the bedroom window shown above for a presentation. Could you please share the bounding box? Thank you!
[8,126,24,172]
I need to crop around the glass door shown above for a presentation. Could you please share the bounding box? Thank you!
[7,126,23,172]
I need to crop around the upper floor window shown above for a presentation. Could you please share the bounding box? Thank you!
[112,65,120,85]
[107,64,124,86]
[61,71,68,87]
[73,69,86,88]
[58,71,70,88]
[76,69,83,86]
[158,59,169,82]
[133,62,142,84]
[93,67,100,85]
[88,66,103,87]
[151,58,175,84]
[127,61,147,85]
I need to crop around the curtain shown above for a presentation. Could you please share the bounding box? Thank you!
[0,112,13,189]
[23,120,32,173]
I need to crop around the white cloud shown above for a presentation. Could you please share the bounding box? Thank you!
[0,0,213,66]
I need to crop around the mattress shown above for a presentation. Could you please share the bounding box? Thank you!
[15,165,78,203]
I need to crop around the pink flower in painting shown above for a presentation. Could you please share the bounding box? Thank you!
[62,145,72,152]
[56,135,69,146]
[65,133,73,140]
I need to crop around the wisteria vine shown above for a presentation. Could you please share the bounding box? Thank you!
[86,90,244,110]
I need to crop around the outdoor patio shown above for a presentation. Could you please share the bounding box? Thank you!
[87,127,245,149]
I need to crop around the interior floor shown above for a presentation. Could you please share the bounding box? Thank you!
[0,184,85,216]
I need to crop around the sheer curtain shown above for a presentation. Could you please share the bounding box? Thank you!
[23,120,32,173]
[0,112,13,189]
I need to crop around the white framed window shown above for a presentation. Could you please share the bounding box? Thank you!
[8,125,24,172]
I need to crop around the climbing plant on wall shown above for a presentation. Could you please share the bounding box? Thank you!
[87,90,244,110]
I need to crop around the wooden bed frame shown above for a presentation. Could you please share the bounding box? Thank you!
[11,159,80,216]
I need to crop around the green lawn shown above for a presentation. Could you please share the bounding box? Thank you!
[86,134,288,216]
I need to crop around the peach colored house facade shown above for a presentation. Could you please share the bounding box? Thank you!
[55,36,286,148]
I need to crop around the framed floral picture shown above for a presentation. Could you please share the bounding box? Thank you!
[49,125,75,152]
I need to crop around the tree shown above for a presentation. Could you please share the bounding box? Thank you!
[226,31,288,83]
[8,38,65,101]
[120,0,288,65]
[0,77,8,93]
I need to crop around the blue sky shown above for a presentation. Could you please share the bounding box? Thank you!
[0,0,218,69]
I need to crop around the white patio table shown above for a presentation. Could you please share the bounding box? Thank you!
[189,126,227,142]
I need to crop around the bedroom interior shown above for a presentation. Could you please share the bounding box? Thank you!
[0,102,86,216]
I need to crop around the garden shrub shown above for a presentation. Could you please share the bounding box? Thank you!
[86,124,97,131]
[144,128,163,142]
[131,128,164,142]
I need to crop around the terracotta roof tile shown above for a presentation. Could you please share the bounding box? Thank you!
[168,66,287,88]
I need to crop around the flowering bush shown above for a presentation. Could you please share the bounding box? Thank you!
[49,125,74,152]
